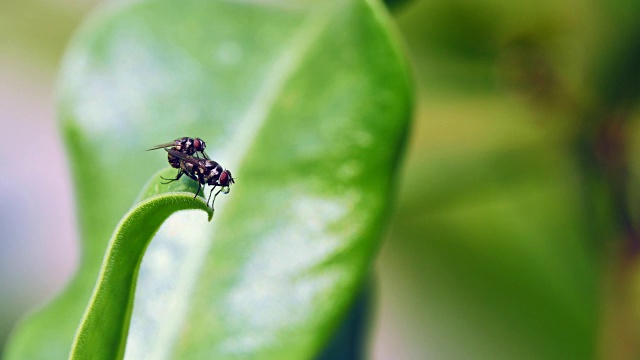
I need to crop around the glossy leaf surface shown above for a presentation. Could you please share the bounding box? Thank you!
[4,0,412,358]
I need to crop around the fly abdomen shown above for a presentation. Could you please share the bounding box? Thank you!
[167,152,181,169]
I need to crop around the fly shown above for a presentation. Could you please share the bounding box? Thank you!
[147,137,210,169]
[161,148,235,210]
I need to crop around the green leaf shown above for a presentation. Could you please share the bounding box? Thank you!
[71,169,213,360]
[4,0,412,359]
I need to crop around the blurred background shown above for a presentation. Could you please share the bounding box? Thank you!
[2,0,640,359]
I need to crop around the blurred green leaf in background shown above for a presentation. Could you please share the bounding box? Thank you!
[375,0,640,359]
[3,0,640,359]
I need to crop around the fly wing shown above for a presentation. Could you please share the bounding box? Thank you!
[146,140,178,151]
[166,148,203,167]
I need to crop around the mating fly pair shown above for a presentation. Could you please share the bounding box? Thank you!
[148,137,235,209]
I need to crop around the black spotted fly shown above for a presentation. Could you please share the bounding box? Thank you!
[148,137,235,210]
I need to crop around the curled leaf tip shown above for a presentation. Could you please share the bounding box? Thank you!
[70,191,213,360]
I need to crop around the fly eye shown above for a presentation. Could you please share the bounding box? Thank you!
[219,171,228,184]
[194,138,203,150]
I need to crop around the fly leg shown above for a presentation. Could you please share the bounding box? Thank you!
[193,171,205,200]
[210,188,224,211]
[193,183,202,200]
[207,185,217,207]
[161,170,183,184]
